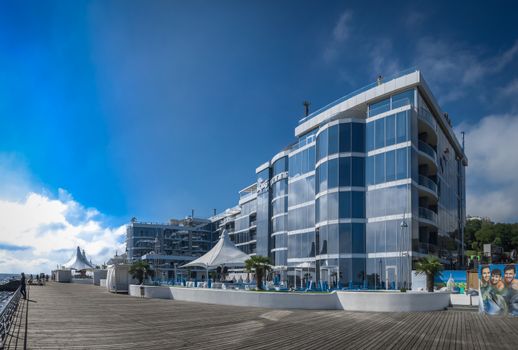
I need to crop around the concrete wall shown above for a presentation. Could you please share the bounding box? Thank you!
[450,294,479,306]
[129,285,338,309]
[71,278,94,285]
[129,285,451,312]
[336,291,451,312]
[93,270,108,286]
[54,270,72,283]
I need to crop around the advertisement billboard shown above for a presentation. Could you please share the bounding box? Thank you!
[479,264,518,316]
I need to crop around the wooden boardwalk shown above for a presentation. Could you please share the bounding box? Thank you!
[4,282,518,349]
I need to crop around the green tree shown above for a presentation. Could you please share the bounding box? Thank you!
[129,260,152,284]
[475,222,496,245]
[244,256,272,290]
[464,219,482,249]
[415,256,443,292]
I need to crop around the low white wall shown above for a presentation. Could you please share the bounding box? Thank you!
[93,270,108,286]
[100,279,107,288]
[129,285,338,309]
[337,291,451,312]
[129,285,173,299]
[128,285,451,312]
[72,278,94,285]
[450,294,479,306]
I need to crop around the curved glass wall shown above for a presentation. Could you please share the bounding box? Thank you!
[313,121,366,286]
[270,156,288,271]
[364,90,415,289]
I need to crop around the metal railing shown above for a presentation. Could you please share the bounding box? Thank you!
[299,67,418,124]
[418,140,437,162]
[417,107,438,131]
[0,281,22,346]
[419,207,438,224]
[418,175,438,194]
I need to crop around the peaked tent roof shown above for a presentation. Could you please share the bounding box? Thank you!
[182,230,249,269]
[63,246,95,270]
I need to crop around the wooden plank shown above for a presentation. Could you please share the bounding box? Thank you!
[4,283,517,350]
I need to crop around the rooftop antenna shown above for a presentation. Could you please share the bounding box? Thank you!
[303,100,311,116]
[191,209,195,218]
[461,131,465,151]
[213,208,217,216]
[377,75,383,85]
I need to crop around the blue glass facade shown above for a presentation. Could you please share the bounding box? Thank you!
[215,71,467,289]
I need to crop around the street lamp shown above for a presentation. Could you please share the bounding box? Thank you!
[400,220,408,289]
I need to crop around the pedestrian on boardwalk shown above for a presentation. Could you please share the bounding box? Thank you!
[20,272,27,299]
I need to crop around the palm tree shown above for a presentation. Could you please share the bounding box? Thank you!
[245,256,272,290]
[129,260,152,285]
[415,256,443,292]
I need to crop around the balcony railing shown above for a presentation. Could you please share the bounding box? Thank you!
[417,107,438,131]
[418,141,437,162]
[298,67,418,124]
[418,175,438,194]
[419,207,438,224]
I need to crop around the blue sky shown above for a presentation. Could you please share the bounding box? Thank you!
[1,0,518,235]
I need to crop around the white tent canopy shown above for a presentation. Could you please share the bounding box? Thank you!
[182,230,249,269]
[63,246,95,270]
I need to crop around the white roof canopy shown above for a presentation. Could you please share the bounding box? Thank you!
[63,246,95,270]
[182,230,249,269]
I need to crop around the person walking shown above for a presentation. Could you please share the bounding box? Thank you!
[20,272,27,299]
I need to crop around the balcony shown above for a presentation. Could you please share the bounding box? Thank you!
[417,107,438,132]
[418,141,437,163]
[419,207,438,225]
[418,175,438,196]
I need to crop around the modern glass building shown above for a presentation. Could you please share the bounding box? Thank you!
[215,69,467,289]
[126,217,216,280]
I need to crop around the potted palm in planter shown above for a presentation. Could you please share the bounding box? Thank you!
[129,260,152,285]
[245,256,272,290]
[415,256,443,292]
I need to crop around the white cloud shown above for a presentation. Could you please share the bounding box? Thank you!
[501,78,518,98]
[323,10,353,63]
[367,38,401,77]
[0,155,125,274]
[462,114,518,222]
[333,11,352,42]
[415,39,518,103]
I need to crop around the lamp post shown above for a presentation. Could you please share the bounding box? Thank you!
[400,219,408,289]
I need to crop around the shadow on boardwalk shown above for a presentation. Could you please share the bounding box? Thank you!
[6,282,518,349]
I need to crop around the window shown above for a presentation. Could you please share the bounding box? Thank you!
[396,111,408,143]
[328,192,339,220]
[391,89,414,109]
[328,125,339,155]
[339,123,351,152]
[375,118,385,149]
[352,224,365,254]
[351,123,365,152]
[385,114,396,146]
[366,157,374,186]
[328,158,338,189]
[339,192,351,218]
[352,192,365,218]
[386,150,396,181]
[396,147,408,179]
[375,153,385,184]
[369,98,390,117]
[337,156,350,187]
[257,168,269,183]
[272,157,287,177]
[339,224,352,254]
[366,123,375,152]
[318,162,328,192]
[317,129,328,161]
[352,157,365,187]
